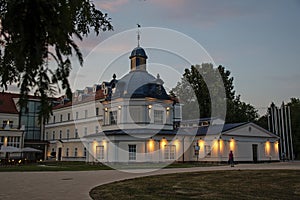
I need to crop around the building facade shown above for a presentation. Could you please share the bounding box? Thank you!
[0,93,46,160]
[45,45,279,164]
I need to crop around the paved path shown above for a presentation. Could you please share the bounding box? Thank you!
[0,162,299,200]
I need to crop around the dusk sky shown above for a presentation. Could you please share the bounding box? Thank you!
[9,0,300,116]
[75,0,300,116]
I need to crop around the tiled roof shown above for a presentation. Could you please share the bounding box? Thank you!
[52,89,105,110]
[0,92,19,114]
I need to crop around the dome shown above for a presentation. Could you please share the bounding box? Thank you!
[112,71,170,100]
[129,46,148,59]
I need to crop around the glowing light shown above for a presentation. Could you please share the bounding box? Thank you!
[161,138,167,149]
[230,138,235,151]
[166,107,170,111]
[274,141,279,153]
[118,106,121,110]
[148,105,152,109]
[104,107,108,112]
[219,139,224,153]
[265,141,271,155]
[198,139,204,150]
[148,139,155,152]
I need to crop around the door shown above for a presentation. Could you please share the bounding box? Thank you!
[58,147,62,161]
[252,144,258,163]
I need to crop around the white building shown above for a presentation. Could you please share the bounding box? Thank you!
[45,44,279,164]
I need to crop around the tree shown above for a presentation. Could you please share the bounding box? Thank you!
[0,0,113,122]
[286,98,300,159]
[171,63,258,122]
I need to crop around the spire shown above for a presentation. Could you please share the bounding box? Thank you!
[137,24,141,47]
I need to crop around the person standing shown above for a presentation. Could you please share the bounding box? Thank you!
[229,151,234,167]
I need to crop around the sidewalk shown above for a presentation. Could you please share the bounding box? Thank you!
[0,162,299,200]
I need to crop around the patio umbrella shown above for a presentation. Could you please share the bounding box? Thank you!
[21,147,42,153]
[0,146,21,153]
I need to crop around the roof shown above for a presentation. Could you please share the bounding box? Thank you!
[0,92,19,114]
[178,123,246,136]
[129,46,148,59]
[112,70,170,100]
[52,89,105,110]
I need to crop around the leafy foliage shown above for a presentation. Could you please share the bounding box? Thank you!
[171,63,258,122]
[0,0,113,122]
[286,98,300,159]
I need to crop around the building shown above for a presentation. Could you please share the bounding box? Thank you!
[45,43,279,164]
[0,92,46,160]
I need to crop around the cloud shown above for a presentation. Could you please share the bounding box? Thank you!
[95,0,129,12]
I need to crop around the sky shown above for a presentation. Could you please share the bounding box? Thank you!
[7,0,300,116]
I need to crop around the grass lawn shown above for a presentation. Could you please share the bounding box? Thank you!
[0,161,221,172]
[90,170,300,200]
[0,161,112,172]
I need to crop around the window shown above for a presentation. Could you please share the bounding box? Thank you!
[46,132,48,140]
[59,130,62,139]
[129,106,142,123]
[154,110,163,124]
[84,127,87,136]
[76,112,79,119]
[2,120,13,128]
[66,129,70,140]
[164,145,176,160]
[84,147,87,157]
[110,111,117,125]
[74,148,78,157]
[53,116,56,123]
[96,107,99,116]
[96,146,104,160]
[60,114,63,122]
[52,131,55,140]
[67,113,71,121]
[75,129,78,138]
[129,145,137,160]
[204,145,211,157]
[95,126,99,133]
[84,110,88,118]
[66,148,69,157]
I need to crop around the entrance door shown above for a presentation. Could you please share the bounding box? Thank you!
[252,144,258,163]
[58,148,62,161]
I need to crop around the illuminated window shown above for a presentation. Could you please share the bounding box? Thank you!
[154,110,163,124]
[129,145,136,160]
[164,145,176,160]
[204,145,211,157]
[96,146,104,160]
[2,120,13,128]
